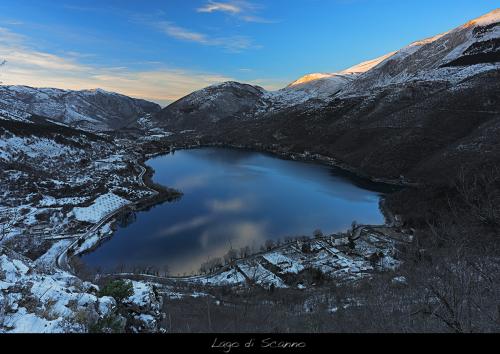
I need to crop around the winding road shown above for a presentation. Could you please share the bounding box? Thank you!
[56,162,157,273]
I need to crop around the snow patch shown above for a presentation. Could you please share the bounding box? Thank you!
[72,193,129,223]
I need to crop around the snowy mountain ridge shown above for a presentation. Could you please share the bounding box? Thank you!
[1,10,497,133]
[338,10,500,97]
[288,9,499,98]
[0,85,161,131]
[156,9,499,129]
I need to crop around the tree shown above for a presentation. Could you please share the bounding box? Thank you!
[348,237,356,250]
[98,279,134,304]
[162,264,170,277]
[199,262,207,274]
[239,246,251,259]
[210,257,223,271]
[301,242,312,254]
[223,248,238,264]
[313,229,323,238]
[348,220,358,250]
[201,257,224,273]
[264,240,275,251]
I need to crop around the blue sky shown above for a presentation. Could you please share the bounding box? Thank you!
[0,0,496,105]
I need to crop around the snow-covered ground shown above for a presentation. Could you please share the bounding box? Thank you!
[197,268,247,286]
[0,247,166,333]
[189,228,402,289]
[39,196,90,207]
[262,252,305,274]
[0,248,116,333]
[72,193,130,224]
[0,135,80,161]
[238,262,287,289]
[0,118,166,332]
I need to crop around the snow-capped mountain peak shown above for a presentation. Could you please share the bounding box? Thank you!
[288,73,344,87]
[464,8,500,27]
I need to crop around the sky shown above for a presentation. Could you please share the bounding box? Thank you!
[0,0,496,106]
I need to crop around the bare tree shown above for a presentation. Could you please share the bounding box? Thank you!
[348,220,358,249]
[264,240,275,251]
[418,253,500,333]
[239,246,251,259]
[313,229,323,239]
[201,257,224,274]
[455,166,500,230]
[223,248,238,265]
[162,264,170,277]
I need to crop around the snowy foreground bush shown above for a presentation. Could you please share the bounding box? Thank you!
[0,247,161,333]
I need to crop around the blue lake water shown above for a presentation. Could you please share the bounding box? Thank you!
[82,147,391,275]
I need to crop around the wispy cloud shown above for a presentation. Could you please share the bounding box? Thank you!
[63,4,104,12]
[160,22,210,44]
[197,1,243,14]
[197,1,276,23]
[0,25,287,105]
[0,19,24,26]
[157,21,256,52]
[196,0,276,23]
[0,26,234,105]
[0,27,26,44]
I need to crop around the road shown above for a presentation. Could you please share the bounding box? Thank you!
[56,160,158,273]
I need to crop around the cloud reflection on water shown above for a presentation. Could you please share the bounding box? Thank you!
[206,197,251,213]
[173,174,211,190]
[173,220,269,275]
[154,215,213,238]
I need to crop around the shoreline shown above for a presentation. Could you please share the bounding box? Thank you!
[102,219,410,284]
[152,139,420,188]
[58,142,409,283]
[56,157,182,274]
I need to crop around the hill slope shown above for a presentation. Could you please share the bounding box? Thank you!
[0,86,161,131]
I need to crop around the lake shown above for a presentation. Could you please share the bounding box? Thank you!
[82,147,391,275]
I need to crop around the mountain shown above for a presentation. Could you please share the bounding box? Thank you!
[156,81,266,130]
[284,51,395,94]
[0,86,161,131]
[154,55,389,129]
[339,9,500,97]
[154,9,500,183]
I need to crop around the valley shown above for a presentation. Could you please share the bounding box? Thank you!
[0,118,411,333]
